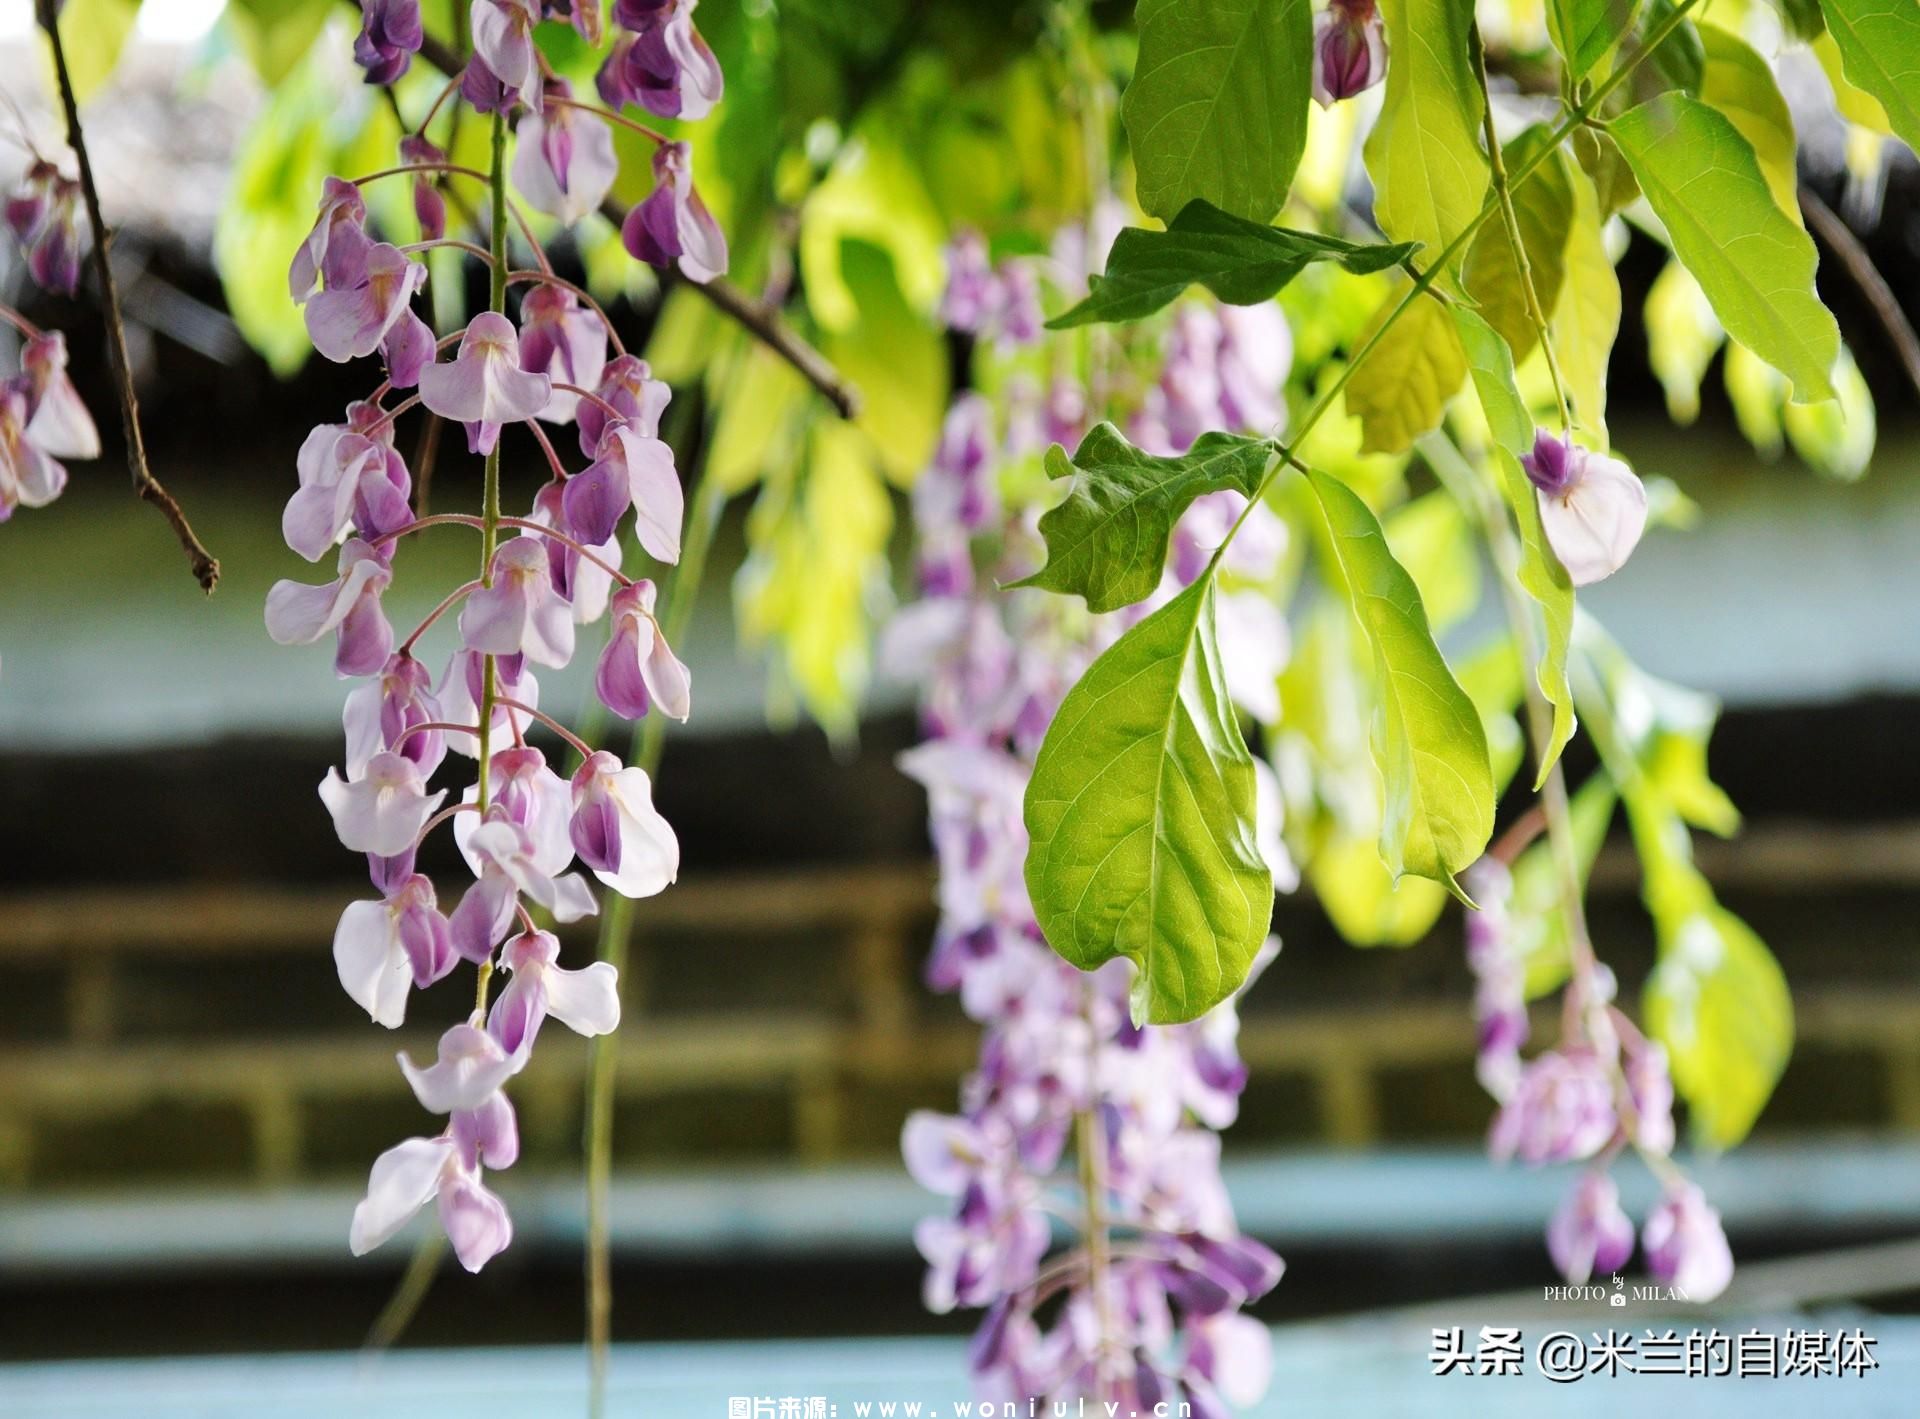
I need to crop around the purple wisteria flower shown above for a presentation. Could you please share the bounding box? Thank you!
[519,284,609,424]
[333,872,455,1026]
[488,928,623,1054]
[320,750,447,858]
[353,0,423,85]
[570,422,683,557]
[283,413,413,561]
[1642,1183,1734,1301]
[1489,1046,1619,1164]
[459,535,578,668]
[569,750,680,898]
[418,311,554,455]
[0,385,68,519]
[17,332,100,460]
[1546,1170,1636,1285]
[1521,430,1648,586]
[512,81,620,224]
[621,140,728,284]
[264,537,396,676]
[471,0,543,106]
[575,352,672,454]
[306,242,428,363]
[400,135,448,241]
[289,178,373,304]
[601,0,723,120]
[5,159,83,295]
[596,578,692,721]
[1311,0,1387,108]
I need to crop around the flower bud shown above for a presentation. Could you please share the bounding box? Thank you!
[1311,0,1386,108]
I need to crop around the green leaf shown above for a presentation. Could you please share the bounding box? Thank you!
[42,0,140,102]
[1123,0,1315,225]
[225,0,335,84]
[1816,0,1920,155]
[1024,577,1273,1024]
[1346,289,1469,455]
[1613,94,1839,403]
[1553,161,1622,435]
[1453,305,1534,457]
[1304,467,1494,891]
[819,241,949,485]
[1784,345,1876,480]
[1644,904,1794,1148]
[1462,127,1575,363]
[1644,257,1725,424]
[736,423,894,739]
[705,342,809,495]
[1547,0,1642,84]
[1699,26,1803,220]
[1634,0,1706,98]
[1049,200,1417,329]
[1012,424,1275,613]
[1363,0,1489,287]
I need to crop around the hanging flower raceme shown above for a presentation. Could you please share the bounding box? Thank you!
[895,233,1292,1414]
[1465,856,1730,1299]
[269,0,725,1264]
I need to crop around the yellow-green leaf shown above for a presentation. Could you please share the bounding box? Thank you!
[42,0,140,103]
[1304,467,1494,892]
[1123,0,1315,225]
[1364,0,1490,288]
[1553,161,1622,435]
[1463,128,1574,363]
[1346,289,1469,454]
[1700,26,1803,220]
[1024,576,1273,1024]
[1613,94,1839,403]
[1816,0,1920,154]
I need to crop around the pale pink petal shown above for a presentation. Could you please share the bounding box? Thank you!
[615,426,683,563]
[438,1170,512,1272]
[350,1136,454,1255]
[540,960,621,1036]
[1538,452,1647,586]
[333,898,410,1027]
[398,1023,522,1113]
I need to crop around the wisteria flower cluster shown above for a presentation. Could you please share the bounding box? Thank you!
[1465,858,1734,1300]
[3,140,100,522]
[268,0,725,1269]
[891,232,1297,1415]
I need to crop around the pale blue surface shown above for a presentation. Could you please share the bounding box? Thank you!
[1,1313,1911,1418]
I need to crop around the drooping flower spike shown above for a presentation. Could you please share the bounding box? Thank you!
[282,0,727,1273]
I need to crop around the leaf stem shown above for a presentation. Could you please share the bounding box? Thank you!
[35,0,220,593]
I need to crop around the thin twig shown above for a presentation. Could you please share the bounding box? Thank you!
[400,17,861,418]
[1799,184,1920,403]
[37,0,220,593]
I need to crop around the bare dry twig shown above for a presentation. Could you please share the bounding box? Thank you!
[37,0,221,593]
